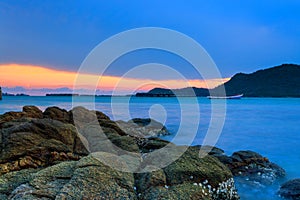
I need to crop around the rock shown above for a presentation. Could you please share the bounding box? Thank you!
[212,150,285,185]
[0,118,88,175]
[70,106,100,129]
[0,168,39,197]
[0,106,43,127]
[116,118,170,138]
[139,137,171,153]
[77,123,118,154]
[97,119,127,137]
[0,152,239,200]
[231,150,263,162]
[22,106,43,119]
[142,183,212,200]
[135,167,167,192]
[77,120,135,155]
[278,179,300,200]
[136,146,239,200]
[96,110,111,121]
[194,145,225,156]
[1,155,137,200]
[43,106,111,125]
[43,106,71,123]
[110,136,140,153]
[163,146,233,186]
[0,106,241,199]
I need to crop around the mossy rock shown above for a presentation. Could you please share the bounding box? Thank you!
[163,146,232,187]
[0,168,39,196]
[142,183,211,200]
[110,136,140,154]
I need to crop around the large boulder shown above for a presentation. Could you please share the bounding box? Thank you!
[43,106,71,123]
[278,179,300,200]
[22,106,43,119]
[0,155,137,200]
[135,146,239,200]
[0,118,88,175]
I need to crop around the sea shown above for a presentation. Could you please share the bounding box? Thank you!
[1,96,300,200]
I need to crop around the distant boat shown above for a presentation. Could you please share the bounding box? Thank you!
[207,94,243,99]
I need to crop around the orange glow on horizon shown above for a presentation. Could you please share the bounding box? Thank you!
[0,64,229,93]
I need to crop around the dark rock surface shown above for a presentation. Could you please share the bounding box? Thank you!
[278,179,300,200]
[43,106,71,123]
[0,106,43,127]
[116,118,171,138]
[0,106,240,200]
[211,150,285,185]
[0,118,88,175]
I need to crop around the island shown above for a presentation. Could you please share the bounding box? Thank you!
[46,93,79,96]
[136,64,300,97]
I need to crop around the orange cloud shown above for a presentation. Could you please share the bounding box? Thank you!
[0,64,229,93]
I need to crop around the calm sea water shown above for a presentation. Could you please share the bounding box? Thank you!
[1,96,300,199]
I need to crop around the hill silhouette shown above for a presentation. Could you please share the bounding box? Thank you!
[136,64,300,97]
[217,64,300,97]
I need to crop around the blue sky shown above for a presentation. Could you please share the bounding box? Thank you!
[1,0,300,78]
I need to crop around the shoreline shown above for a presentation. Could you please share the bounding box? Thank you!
[0,105,296,199]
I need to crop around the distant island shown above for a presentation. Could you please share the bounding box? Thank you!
[136,64,300,97]
[45,93,114,97]
[2,92,30,97]
[46,93,79,96]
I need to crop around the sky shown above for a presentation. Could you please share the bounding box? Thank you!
[1,0,300,94]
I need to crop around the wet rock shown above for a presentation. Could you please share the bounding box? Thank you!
[278,179,300,200]
[136,146,239,200]
[195,145,225,156]
[213,150,285,185]
[163,146,233,187]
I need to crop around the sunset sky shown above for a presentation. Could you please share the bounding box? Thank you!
[0,64,229,95]
[1,1,300,94]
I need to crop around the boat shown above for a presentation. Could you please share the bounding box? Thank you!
[207,94,243,99]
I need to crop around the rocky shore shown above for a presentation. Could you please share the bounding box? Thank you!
[0,106,292,199]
